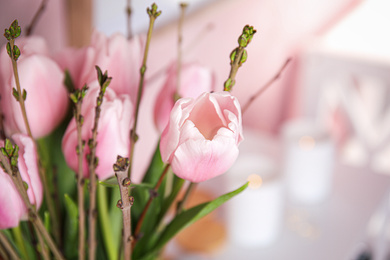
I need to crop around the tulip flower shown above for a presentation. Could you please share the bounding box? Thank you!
[160,91,243,183]
[0,36,69,138]
[55,31,144,104]
[154,62,215,132]
[0,134,42,229]
[62,82,133,180]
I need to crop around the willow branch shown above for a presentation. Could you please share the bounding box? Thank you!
[126,0,132,39]
[26,0,48,36]
[8,33,59,244]
[128,3,161,179]
[114,156,132,260]
[36,231,49,260]
[241,58,291,113]
[0,231,20,260]
[75,101,86,260]
[0,153,64,260]
[176,2,188,95]
[88,68,110,260]
[9,39,32,138]
[223,25,256,91]
[133,164,170,245]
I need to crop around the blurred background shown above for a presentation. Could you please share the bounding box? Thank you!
[1,0,390,259]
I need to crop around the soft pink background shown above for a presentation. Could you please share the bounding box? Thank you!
[0,0,360,181]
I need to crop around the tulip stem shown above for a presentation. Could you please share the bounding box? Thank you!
[176,182,196,215]
[75,100,86,260]
[133,164,170,247]
[26,0,48,36]
[126,0,132,39]
[114,156,132,260]
[176,2,188,96]
[0,153,65,260]
[241,58,291,113]
[0,231,20,260]
[11,227,27,260]
[128,3,161,179]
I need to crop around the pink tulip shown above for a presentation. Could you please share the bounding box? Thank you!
[160,91,243,183]
[0,134,42,229]
[154,62,215,132]
[55,31,144,104]
[0,36,69,138]
[62,82,133,180]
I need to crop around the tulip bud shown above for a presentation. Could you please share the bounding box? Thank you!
[62,82,133,180]
[160,91,243,183]
[0,134,42,229]
[55,31,144,106]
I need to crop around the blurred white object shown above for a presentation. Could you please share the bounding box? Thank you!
[282,119,335,205]
[299,0,390,175]
[225,131,283,248]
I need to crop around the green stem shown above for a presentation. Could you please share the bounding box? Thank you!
[176,182,196,215]
[97,185,117,260]
[11,226,28,260]
[128,4,160,179]
[133,164,170,243]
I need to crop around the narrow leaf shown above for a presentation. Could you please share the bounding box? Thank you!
[140,182,248,259]
[63,194,79,259]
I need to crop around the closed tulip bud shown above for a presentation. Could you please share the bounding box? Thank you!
[160,91,243,183]
[0,36,69,138]
[154,62,215,132]
[55,31,144,105]
[0,134,42,229]
[62,82,133,180]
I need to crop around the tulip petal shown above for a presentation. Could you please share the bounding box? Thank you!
[171,135,239,183]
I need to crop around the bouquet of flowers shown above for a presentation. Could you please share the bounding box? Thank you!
[0,2,288,259]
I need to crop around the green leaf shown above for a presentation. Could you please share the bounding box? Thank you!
[140,182,248,259]
[22,89,27,101]
[13,45,20,60]
[64,70,76,93]
[157,175,185,223]
[95,66,103,85]
[44,211,51,233]
[63,194,79,259]
[12,88,19,101]
[6,42,11,57]
[4,29,11,40]
[5,138,13,156]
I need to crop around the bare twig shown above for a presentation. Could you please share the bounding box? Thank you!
[128,4,161,179]
[241,58,291,113]
[6,24,59,243]
[126,0,132,39]
[36,231,49,260]
[0,150,64,260]
[26,0,48,36]
[0,231,20,260]
[176,2,188,95]
[133,164,170,245]
[223,25,256,91]
[114,156,132,260]
[88,68,110,260]
[71,90,87,260]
